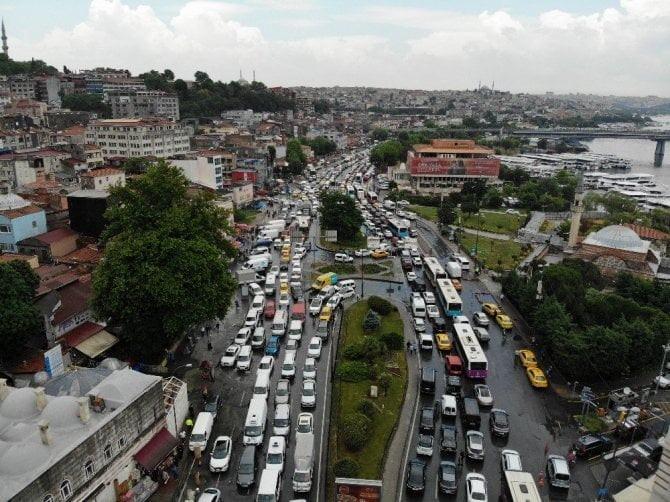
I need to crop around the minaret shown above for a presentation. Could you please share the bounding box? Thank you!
[568,173,585,248]
[1,19,8,57]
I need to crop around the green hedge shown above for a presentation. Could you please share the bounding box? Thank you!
[341,412,372,451]
[336,361,372,382]
[367,296,395,315]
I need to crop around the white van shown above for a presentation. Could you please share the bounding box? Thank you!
[245,307,261,328]
[256,468,281,502]
[243,258,269,273]
[251,295,265,311]
[248,282,263,297]
[189,412,214,451]
[419,333,433,351]
[273,403,291,436]
[287,319,303,342]
[253,372,271,400]
[264,274,276,296]
[441,394,458,417]
[236,345,253,372]
[337,279,356,290]
[271,310,288,337]
[411,295,426,317]
[243,397,267,446]
[281,352,296,380]
[455,255,471,271]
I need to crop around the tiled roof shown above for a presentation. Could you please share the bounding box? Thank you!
[31,227,78,245]
[0,204,43,219]
[80,167,124,178]
[624,224,670,241]
[59,245,102,265]
[51,277,92,326]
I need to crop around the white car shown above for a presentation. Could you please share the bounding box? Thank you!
[265,436,286,474]
[334,253,353,263]
[422,292,436,304]
[248,282,263,297]
[412,255,422,267]
[279,293,290,309]
[257,356,274,376]
[413,317,426,332]
[301,379,317,408]
[220,344,241,367]
[269,265,280,275]
[654,374,670,389]
[251,295,265,311]
[339,286,356,299]
[473,312,490,327]
[427,305,440,319]
[406,271,417,282]
[209,436,232,472]
[416,434,434,456]
[309,297,323,316]
[474,384,494,407]
[467,473,488,502]
[294,247,306,259]
[327,294,342,309]
[308,337,323,359]
[244,307,261,327]
[234,327,252,345]
[473,327,490,343]
[354,248,371,257]
[285,339,299,354]
[303,357,317,380]
[501,449,523,472]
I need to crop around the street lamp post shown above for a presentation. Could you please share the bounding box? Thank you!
[654,344,670,394]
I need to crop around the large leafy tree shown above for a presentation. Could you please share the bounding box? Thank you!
[319,190,364,241]
[0,261,41,360]
[92,160,237,358]
[438,199,457,227]
[286,139,307,176]
[370,140,405,168]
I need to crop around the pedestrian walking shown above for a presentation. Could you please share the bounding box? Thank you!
[194,469,202,485]
[458,451,465,468]
[235,299,240,310]
[188,404,195,418]
[194,446,203,466]
[200,326,205,337]
[544,442,549,456]
[208,367,214,382]
[406,341,411,352]
[216,322,220,332]
[207,340,213,351]
[201,385,209,400]
[546,365,553,378]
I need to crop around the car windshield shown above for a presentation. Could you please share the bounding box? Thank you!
[267,453,282,464]
[310,343,319,350]
[190,433,205,442]
[298,422,311,433]
[471,491,486,501]
[226,347,237,355]
[274,418,289,427]
[260,361,271,369]
[277,386,288,395]
[303,385,314,396]
[305,363,315,371]
[205,403,217,413]
[212,442,229,458]
[294,472,310,482]
[419,435,432,447]
[478,387,491,397]
[441,466,455,481]
[470,434,483,447]
[245,426,262,437]
[494,413,509,426]
[238,461,253,475]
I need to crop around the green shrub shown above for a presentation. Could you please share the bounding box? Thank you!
[380,331,404,350]
[343,336,387,362]
[336,361,372,382]
[362,309,380,332]
[341,412,372,451]
[333,458,361,477]
[357,399,377,419]
[378,372,392,396]
[368,296,395,315]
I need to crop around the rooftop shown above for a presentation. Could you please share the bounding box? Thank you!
[583,225,651,254]
[411,139,494,155]
[80,167,124,178]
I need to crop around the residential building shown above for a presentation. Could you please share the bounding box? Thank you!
[171,149,237,190]
[85,118,190,158]
[230,182,253,207]
[0,193,47,252]
[0,368,176,502]
[80,167,126,191]
[108,90,180,121]
[406,139,500,193]
[17,227,79,263]
[3,99,48,123]
[8,74,36,100]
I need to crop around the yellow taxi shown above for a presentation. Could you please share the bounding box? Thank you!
[451,279,463,291]
[371,249,389,259]
[319,306,333,323]
[435,332,452,351]
[526,366,548,388]
[279,281,289,295]
[517,349,538,368]
[496,313,513,330]
[482,302,501,317]
[281,251,291,263]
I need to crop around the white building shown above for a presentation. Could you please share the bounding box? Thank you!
[85,118,190,159]
[306,127,348,150]
[108,91,180,121]
[80,167,126,191]
[231,182,253,207]
[170,150,237,190]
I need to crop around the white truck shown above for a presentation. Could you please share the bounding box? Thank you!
[296,215,311,231]
[446,261,462,279]
[292,432,315,493]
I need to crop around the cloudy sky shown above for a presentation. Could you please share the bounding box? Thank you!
[2,0,669,95]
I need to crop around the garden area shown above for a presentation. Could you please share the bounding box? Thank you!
[328,297,407,488]
[316,262,357,276]
[362,260,393,276]
[319,231,367,252]
[408,204,437,222]
[233,207,259,224]
[459,209,526,235]
[459,233,527,271]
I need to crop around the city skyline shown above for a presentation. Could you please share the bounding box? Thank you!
[1,0,669,96]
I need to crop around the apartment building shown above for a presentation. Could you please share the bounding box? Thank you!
[8,74,36,100]
[85,118,190,158]
[108,90,180,121]
[170,149,237,190]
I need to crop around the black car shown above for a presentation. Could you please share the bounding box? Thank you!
[410,277,426,292]
[432,316,447,331]
[489,408,510,437]
[419,406,435,432]
[438,461,458,495]
[573,434,613,458]
[236,445,257,491]
[406,459,426,494]
[440,424,458,454]
[204,394,221,418]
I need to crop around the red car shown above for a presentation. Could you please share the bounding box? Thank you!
[264,300,276,320]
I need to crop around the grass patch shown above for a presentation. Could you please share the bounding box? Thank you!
[460,233,527,272]
[328,300,407,487]
[316,263,357,275]
[361,260,391,275]
[408,204,437,222]
[460,210,525,235]
[319,231,367,252]
[233,208,259,224]
[575,414,607,433]
[539,219,556,233]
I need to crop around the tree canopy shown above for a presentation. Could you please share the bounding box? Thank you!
[285,139,307,176]
[302,136,337,156]
[0,54,58,76]
[0,261,41,361]
[370,140,405,168]
[319,190,364,241]
[92,160,237,359]
[61,93,111,117]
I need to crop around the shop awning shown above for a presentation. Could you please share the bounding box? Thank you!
[74,330,119,358]
[134,428,179,471]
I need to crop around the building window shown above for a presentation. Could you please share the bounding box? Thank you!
[104,443,113,461]
[59,480,72,500]
[32,221,37,228]
[0,224,10,233]
[43,495,54,502]
[84,459,95,479]
[117,436,126,449]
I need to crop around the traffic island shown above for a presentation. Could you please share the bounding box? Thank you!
[327,298,407,497]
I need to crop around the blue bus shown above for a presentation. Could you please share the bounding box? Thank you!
[387,218,409,239]
[435,278,463,317]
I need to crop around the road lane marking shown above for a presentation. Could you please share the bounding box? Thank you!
[239,390,246,406]
[398,341,421,502]
[315,317,335,502]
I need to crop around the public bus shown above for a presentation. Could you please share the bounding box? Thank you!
[387,218,410,239]
[354,173,363,184]
[345,184,355,199]
[423,257,447,287]
[367,191,378,203]
[435,278,462,317]
[503,471,542,502]
[452,323,488,379]
[356,189,366,202]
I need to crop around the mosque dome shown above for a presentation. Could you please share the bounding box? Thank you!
[583,225,648,253]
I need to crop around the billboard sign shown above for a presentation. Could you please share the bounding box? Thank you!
[44,344,65,377]
[335,478,382,502]
[409,157,500,177]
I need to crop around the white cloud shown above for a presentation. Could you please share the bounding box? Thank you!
[9,0,670,95]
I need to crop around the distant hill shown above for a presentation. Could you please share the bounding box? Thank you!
[0,54,58,76]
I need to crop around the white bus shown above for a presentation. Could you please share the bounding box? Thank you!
[453,323,488,379]
[345,184,355,198]
[435,278,462,317]
[423,257,447,287]
[356,189,366,202]
[367,190,378,203]
[503,471,542,502]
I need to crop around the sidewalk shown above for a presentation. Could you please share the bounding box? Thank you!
[381,297,420,502]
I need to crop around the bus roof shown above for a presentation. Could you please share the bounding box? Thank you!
[436,278,461,303]
[453,323,487,363]
[504,471,542,502]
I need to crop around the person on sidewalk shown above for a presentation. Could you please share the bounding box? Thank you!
[194,446,203,466]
